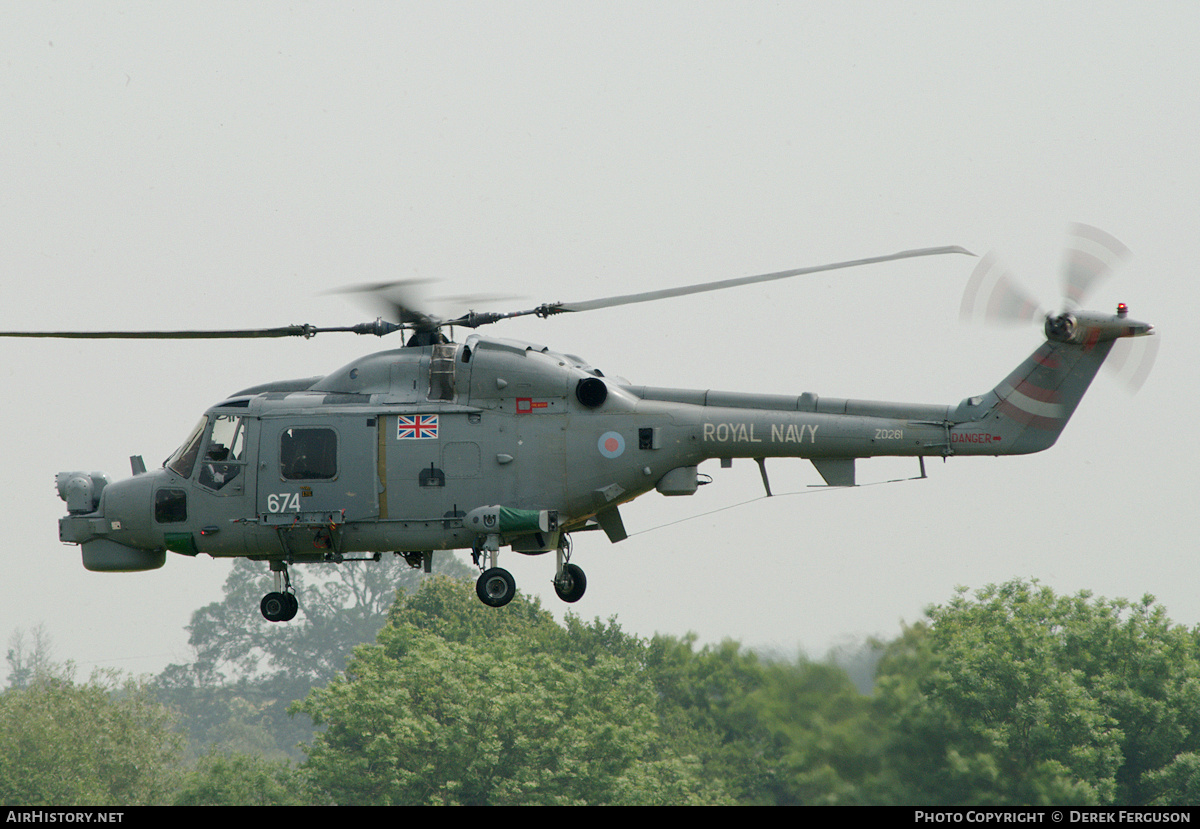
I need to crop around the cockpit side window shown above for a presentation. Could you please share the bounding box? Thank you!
[198,414,247,492]
[208,414,246,462]
[166,417,207,479]
[280,427,337,480]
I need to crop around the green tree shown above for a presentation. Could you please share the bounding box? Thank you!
[644,635,777,802]
[645,634,887,805]
[294,577,727,805]
[157,554,472,758]
[166,555,472,689]
[875,579,1200,806]
[749,658,892,805]
[0,666,184,806]
[5,623,53,690]
[1144,753,1200,806]
[174,751,328,806]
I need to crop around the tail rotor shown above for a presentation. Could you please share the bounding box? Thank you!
[959,224,1157,392]
[960,251,1046,325]
[1061,222,1130,310]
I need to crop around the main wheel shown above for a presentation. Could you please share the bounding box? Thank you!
[281,592,299,622]
[554,563,587,603]
[476,567,517,607]
[261,591,291,622]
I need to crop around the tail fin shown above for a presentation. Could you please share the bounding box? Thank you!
[985,338,1113,453]
[951,308,1152,455]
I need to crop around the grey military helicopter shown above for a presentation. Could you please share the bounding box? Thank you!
[5,225,1154,621]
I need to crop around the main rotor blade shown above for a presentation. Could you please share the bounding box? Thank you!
[0,322,402,339]
[0,326,316,339]
[548,246,975,314]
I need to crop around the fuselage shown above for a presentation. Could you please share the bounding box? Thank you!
[56,316,1139,572]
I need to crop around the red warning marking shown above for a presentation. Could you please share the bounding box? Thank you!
[516,397,549,414]
[951,432,1002,443]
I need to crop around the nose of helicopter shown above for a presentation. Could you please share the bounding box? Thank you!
[57,471,166,572]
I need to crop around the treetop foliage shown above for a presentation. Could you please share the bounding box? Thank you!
[296,576,726,805]
[879,579,1200,806]
[0,665,184,806]
[6,574,1200,805]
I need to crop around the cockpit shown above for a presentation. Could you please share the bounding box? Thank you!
[165,412,249,492]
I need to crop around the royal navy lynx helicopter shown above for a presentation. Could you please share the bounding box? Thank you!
[6,225,1154,622]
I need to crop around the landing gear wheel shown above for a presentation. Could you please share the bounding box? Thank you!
[261,591,299,622]
[476,567,516,608]
[554,563,587,603]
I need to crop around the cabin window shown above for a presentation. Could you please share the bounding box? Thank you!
[280,427,337,480]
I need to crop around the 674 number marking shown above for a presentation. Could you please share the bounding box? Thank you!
[266,492,301,512]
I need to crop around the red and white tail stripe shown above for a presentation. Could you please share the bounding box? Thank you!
[994,345,1065,430]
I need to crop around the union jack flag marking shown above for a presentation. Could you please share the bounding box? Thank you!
[397,414,439,440]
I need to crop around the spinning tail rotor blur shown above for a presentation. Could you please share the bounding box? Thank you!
[959,224,1158,392]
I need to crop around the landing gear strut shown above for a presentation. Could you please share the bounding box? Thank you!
[471,540,517,608]
[553,535,586,603]
[469,532,586,608]
[261,560,299,622]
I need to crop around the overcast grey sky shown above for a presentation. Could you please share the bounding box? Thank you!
[2,2,1196,681]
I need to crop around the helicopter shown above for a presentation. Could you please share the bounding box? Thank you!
[6,225,1154,622]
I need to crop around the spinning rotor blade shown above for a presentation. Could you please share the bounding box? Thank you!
[328,283,525,333]
[1105,333,1159,393]
[959,224,1156,392]
[547,246,975,314]
[959,251,1046,324]
[431,291,524,306]
[1062,223,1130,309]
[331,279,442,331]
[0,322,401,340]
[961,225,1136,325]
[3,244,975,341]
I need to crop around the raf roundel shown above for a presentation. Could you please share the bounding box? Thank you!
[597,431,625,459]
